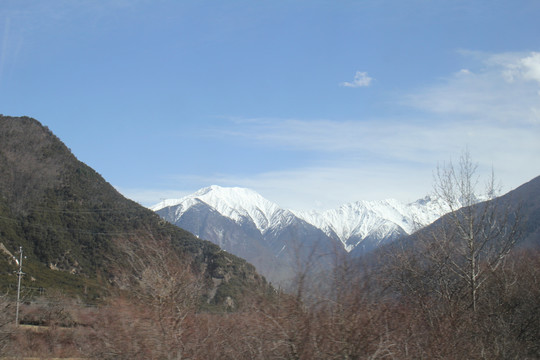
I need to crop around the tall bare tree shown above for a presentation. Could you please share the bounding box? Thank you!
[430,149,521,313]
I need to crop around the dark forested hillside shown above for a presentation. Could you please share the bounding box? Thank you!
[0,115,268,305]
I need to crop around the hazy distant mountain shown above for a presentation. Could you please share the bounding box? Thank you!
[152,186,446,282]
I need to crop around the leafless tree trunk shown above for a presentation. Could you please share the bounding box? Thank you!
[432,149,521,313]
[379,150,529,358]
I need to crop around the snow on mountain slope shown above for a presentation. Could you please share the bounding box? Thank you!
[151,185,295,234]
[292,197,445,251]
[152,185,446,253]
[152,186,342,285]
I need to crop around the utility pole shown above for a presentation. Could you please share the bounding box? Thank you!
[15,246,24,326]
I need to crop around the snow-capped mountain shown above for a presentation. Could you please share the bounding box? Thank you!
[152,186,342,284]
[151,185,445,283]
[152,185,295,234]
[292,197,444,254]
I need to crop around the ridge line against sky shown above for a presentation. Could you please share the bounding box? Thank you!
[1,1,539,211]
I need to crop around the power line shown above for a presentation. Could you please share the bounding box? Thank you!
[0,214,139,237]
[29,206,145,214]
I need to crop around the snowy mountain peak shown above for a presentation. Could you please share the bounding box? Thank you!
[152,185,291,233]
[152,186,446,253]
[292,196,445,249]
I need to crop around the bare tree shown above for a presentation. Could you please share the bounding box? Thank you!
[377,150,530,358]
[90,233,204,360]
[431,149,521,313]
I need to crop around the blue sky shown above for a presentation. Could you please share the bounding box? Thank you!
[1,0,539,210]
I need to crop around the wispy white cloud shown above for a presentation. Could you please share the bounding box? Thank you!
[219,116,538,168]
[495,52,540,84]
[152,115,538,211]
[204,51,540,207]
[143,164,435,211]
[404,51,540,124]
[126,51,540,210]
[340,71,373,88]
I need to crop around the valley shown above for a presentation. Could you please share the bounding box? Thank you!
[0,115,538,359]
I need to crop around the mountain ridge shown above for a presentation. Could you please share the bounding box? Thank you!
[153,185,290,234]
[152,185,446,252]
[292,196,445,251]
[153,186,344,284]
[152,185,448,283]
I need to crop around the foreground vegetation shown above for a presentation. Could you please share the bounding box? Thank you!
[0,245,538,359]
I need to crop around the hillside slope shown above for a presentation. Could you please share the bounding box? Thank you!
[0,115,268,306]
